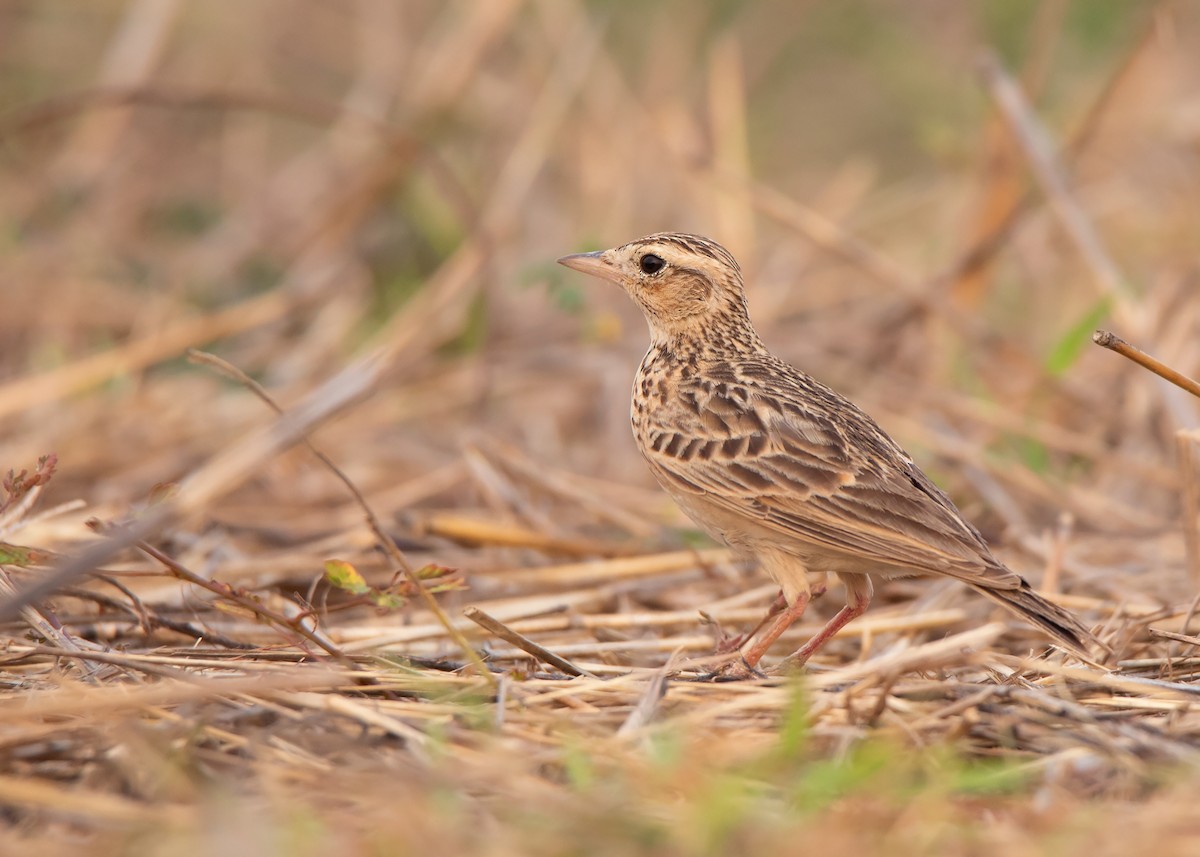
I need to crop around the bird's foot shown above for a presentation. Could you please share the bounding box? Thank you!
[699,657,767,682]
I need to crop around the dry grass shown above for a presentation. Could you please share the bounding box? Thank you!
[3,2,1200,853]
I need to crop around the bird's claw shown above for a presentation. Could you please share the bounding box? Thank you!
[699,657,767,682]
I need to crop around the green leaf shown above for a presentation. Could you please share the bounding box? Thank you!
[368,591,407,609]
[323,559,369,595]
[0,542,48,567]
[415,563,455,580]
[1046,297,1112,375]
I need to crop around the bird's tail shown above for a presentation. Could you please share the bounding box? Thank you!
[973,580,1107,659]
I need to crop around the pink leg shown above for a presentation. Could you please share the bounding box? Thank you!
[705,580,831,680]
[707,590,814,680]
[774,575,873,672]
[740,580,829,666]
[740,590,814,669]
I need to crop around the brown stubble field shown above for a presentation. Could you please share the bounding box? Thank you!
[2,2,1200,853]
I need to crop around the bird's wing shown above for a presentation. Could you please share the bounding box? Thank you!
[639,362,1022,589]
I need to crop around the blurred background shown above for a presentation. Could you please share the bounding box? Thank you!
[1,0,1198,631]
[5,2,1200,851]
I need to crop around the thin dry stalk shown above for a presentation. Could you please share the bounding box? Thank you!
[463,605,594,678]
[282,691,433,754]
[1178,431,1200,586]
[185,349,496,688]
[1041,512,1073,596]
[6,6,1200,848]
[133,539,356,668]
[706,35,755,271]
[52,0,183,186]
[0,352,378,623]
[948,10,1164,286]
[979,50,1145,345]
[615,662,673,738]
[1093,330,1200,400]
[0,773,194,827]
[480,548,732,587]
[0,669,347,721]
[0,289,295,420]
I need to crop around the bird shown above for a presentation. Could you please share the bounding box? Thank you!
[557,232,1103,678]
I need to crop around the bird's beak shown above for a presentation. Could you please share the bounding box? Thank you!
[556,249,619,284]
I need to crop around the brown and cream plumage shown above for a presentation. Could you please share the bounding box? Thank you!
[558,232,1102,677]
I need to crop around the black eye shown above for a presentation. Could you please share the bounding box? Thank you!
[639,254,666,275]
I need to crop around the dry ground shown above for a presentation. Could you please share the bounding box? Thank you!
[2,2,1200,854]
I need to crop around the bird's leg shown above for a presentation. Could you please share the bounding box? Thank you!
[747,581,826,662]
[739,592,812,667]
[711,590,788,655]
[706,585,821,681]
[708,576,830,662]
[700,578,835,676]
[705,590,813,681]
[774,575,873,672]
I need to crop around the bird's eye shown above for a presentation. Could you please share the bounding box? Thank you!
[639,254,666,275]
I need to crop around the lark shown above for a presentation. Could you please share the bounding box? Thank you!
[558,232,1102,678]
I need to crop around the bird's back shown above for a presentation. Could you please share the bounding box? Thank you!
[632,344,1020,588]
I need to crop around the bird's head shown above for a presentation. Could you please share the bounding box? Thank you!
[557,233,756,345]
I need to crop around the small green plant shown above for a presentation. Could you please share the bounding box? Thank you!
[1047,297,1113,375]
[323,559,465,610]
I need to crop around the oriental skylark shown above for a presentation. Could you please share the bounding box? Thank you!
[559,232,1102,678]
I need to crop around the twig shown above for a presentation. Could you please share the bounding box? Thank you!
[721,171,924,298]
[1178,432,1200,586]
[1092,330,1200,399]
[187,349,497,689]
[616,662,672,737]
[133,538,356,668]
[0,772,194,827]
[22,644,213,683]
[1041,512,1074,596]
[0,86,407,149]
[463,606,595,678]
[482,547,732,587]
[0,668,348,720]
[283,691,431,757]
[1149,629,1200,648]
[339,586,613,651]
[51,0,183,187]
[979,52,1135,322]
[706,34,755,271]
[0,288,297,421]
[0,569,110,681]
[800,624,1007,689]
[58,583,257,650]
[947,11,1163,283]
[483,441,661,537]
[0,350,379,624]
[995,654,1200,700]
[415,512,630,558]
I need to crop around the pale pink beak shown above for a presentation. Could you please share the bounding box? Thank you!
[556,249,620,284]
